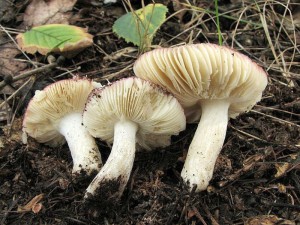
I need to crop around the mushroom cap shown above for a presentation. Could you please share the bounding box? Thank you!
[133,43,268,122]
[23,78,99,147]
[83,77,186,150]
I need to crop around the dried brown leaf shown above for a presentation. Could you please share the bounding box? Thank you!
[245,215,295,225]
[18,194,44,213]
[0,42,27,88]
[0,42,28,94]
[275,162,291,178]
[23,0,77,27]
[31,203,43,214]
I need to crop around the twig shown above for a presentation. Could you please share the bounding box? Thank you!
[230,125,268,143]
[53,66,81,79]
[200,202,219,225]
[191,205,208,225]
[218,150,272,188]
[100,63,133,81]
[251,109,300,128]
[0,56,64,91]
[254,104,300,117]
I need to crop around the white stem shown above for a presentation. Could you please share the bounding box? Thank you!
[181,100,230,192]
[85,119,138,199]
[58,113,102,176]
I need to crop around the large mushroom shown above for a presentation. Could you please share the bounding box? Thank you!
[23,78,103,177]
[133,43,268,192]
[83,77,186,201]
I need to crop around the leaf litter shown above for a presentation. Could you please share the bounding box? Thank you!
[23,0,77,27]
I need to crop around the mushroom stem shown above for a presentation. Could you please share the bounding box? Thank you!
[85,119,138,200]
[58,113,102,176]
[181,100,230,192]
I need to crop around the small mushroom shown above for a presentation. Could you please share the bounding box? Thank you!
[23,78,103,177]
[83,77,186,201]
[134,43,268,191]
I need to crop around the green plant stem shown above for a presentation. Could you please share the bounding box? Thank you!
[214,0,222,45]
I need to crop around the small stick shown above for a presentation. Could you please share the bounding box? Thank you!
[200,202,219,225]
[191,205,208,225]
[0,56,64,91]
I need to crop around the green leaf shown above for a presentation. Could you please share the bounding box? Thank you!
[16,24,94,57]
[113,3,168,50]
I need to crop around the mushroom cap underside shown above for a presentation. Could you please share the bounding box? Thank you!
[83,77,186,150]
[134,43,268,121]
[23,78,96,147]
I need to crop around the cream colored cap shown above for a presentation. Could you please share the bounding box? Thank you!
[134,43,268,122]
[83,77,186,150]
[23,78,96,146]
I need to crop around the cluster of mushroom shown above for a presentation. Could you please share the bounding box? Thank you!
[22,43,268,202]
[22,76,186,202]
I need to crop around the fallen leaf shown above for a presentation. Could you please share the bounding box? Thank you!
[18,194,44,214]
[0,42,28,94]
[23,0,77,27]
[16,24,93,58]
[0,43,24,75]
[113,3,168,49]
[32,203,43,214]
[275,162,291,178]
[245,215,295,225]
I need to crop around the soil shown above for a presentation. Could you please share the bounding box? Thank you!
[0,0,300,225]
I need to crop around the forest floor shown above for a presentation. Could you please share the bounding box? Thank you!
[0,0,299,224]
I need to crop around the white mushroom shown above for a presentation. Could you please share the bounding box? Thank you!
[134,43,268,192]
[83,77,186,201]
[23,78,103,177]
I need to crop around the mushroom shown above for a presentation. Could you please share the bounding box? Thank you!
[83,77,186,201]
[23,78,103,177]
[133,43,268,191]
